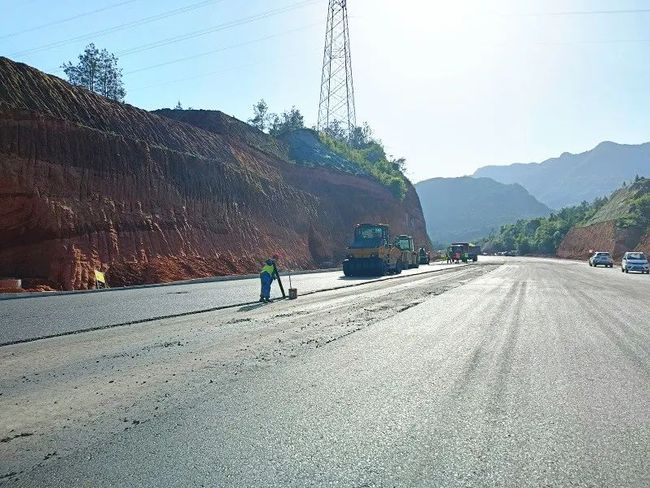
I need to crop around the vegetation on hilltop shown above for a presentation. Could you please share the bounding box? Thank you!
[248,99,305,137]
[248,99,408,199]
[589,176,650,229]
[484,176,649,255]
[318,125,407,199]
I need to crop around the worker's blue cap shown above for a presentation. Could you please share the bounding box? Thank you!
[266,259,274,265]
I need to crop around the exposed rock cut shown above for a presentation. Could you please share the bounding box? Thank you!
[0,57,429,290]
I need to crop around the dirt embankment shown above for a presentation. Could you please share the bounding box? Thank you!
[0,57,429,290]
[635,230,650,256]
[557,221,644,260]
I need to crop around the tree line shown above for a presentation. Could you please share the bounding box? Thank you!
[484,199,608,255]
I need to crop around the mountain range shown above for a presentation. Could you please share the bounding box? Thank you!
[474,141,650,209]
[415,177,551,245]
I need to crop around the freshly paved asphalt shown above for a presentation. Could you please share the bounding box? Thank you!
[0,261,464,345]
[3,258,649,486]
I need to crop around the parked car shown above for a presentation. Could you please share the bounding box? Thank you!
[621,252,649,274]
[589,252,613,268]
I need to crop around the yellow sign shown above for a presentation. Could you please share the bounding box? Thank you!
[94,270,106,284]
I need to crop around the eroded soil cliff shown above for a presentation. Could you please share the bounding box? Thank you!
[557,221,644,260]
[0,57,429,290]
[557,178,649,260]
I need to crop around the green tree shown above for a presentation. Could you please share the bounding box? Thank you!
[174,100,183,110]
[322,119,347,141]
[61,43,125,102]
[269,107,305,136]
[248,99,270,132]
[516,236,532,255]
[348,122,373,149]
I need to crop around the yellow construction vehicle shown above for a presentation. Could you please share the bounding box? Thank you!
[395,234,419,269]
[342,223,404,277]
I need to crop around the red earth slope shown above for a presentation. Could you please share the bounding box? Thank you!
[557,178,650,260]
[0,57,429,290]
[557,221,644,260]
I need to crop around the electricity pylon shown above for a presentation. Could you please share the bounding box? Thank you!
[317,0,356,136]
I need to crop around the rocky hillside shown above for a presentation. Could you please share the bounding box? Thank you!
[415,176,550,245]
[0,57,429,290]
[558,178,650,260]
[474,141,650,209]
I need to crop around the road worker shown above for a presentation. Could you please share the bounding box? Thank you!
[259,258,276,303]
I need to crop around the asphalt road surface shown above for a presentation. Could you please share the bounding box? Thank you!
[0,260,467,345]
[1,258,648,487]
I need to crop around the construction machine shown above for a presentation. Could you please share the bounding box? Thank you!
[342,223,404,277]
[449,244,464,263]
[450,242,480,263]
[395,234,419,269]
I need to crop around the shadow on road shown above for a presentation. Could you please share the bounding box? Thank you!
[337,275,386,282]
[237,302,269,312]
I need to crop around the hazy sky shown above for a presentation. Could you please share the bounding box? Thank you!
[3,0,650,181]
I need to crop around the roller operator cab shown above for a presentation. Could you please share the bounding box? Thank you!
[342,224,404,277]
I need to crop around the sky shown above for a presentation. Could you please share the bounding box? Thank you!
[3,0,650,181]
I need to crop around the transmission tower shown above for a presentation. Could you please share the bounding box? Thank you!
[317,0,356,135]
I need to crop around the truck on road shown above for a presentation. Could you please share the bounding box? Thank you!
[450,242,481,263]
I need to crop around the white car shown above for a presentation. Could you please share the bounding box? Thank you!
[621,252,649,274]
[589,252,613,268]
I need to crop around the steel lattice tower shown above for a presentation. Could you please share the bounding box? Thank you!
[317,0,356,135]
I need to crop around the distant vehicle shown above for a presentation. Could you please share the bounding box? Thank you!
[448,244,464,263]
[589,252,613,268]
[621,252,649,274]
[450,242,480,262]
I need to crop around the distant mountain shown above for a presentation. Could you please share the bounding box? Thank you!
[474,141,650,209]
[415,176,551,245]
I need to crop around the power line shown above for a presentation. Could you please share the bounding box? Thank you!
[116,0,323,57]
[43,0,322,74]
[129,50,309,92]
[10,0,228,57]
[125,22,320,75]
[517,8,650,17]
[529,37,650,45]
[0,0,139,41]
